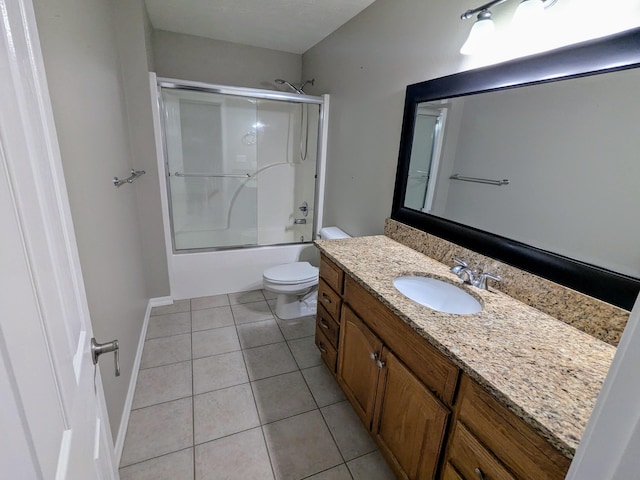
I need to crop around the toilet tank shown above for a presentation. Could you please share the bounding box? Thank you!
[318,226,351,239]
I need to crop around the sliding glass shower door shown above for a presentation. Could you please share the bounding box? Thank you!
[161,87,320,251]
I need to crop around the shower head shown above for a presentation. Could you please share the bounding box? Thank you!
[274,78,315,95]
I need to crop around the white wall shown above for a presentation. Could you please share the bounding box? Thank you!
[302,0,640,237]
[33,0,149,437]
[153,29,302,90]
[114,0,170,297]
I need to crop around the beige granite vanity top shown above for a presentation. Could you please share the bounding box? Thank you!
[316,235,615,458]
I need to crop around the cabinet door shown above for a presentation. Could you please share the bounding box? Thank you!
[373,348,449,480]
[337,306,383,428]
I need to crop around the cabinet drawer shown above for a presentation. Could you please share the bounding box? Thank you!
[344,275,459,405]
[447,422,515,480]
[457,375,570,479]
[315,325,338,374]
[318,278,342,320]
[319,255,344,294]
[316,304,340,349]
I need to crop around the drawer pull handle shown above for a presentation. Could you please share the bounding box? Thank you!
[321,294,332,304]
[376,359,386,369]
[318,343,328,354]
[370,352,378,361]
[474,468,485,480]
[319,320,330,330]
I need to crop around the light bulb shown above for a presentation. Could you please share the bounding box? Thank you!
[460,10,496,55]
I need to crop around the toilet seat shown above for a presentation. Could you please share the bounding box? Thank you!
[263,262,318,285]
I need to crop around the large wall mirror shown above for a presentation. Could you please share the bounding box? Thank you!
[392,28,640,310]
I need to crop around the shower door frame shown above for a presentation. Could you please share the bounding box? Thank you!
[156,77,328,254]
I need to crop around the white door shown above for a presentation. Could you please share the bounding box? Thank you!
[0,0,117,478]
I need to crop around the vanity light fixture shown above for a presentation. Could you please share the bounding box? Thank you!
[460,0,558,55]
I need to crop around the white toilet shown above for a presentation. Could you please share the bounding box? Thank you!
[263,226,351,319]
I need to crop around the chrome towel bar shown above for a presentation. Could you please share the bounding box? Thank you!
[173,172,251,178]
[113,169,145,188]
[449,174,509,186]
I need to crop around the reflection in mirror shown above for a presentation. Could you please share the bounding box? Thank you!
[404,106,446,212]
[392,29,640,309]
[405,67,640,279]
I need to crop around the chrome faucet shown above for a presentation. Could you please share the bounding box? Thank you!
[451,257,502,290]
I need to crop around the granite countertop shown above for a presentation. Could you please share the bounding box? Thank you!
[315,235,615,458]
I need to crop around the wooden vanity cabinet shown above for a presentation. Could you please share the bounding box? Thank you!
[315,254,571,480]
[444,375,571,480]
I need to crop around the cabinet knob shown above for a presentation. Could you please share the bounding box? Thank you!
[376,359,386,369]
[321,293,332,304]
[319,319,330,329]
[370,352,378,361]
[474,467,485,480]
[318,343,328,354]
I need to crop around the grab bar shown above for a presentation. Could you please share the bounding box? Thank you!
[173,172,251,178]
[113,169,145,188]
[449,174,509,186]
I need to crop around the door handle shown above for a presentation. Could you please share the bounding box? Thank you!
[91,338,120,377]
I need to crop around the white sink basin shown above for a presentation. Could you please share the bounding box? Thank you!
[393,276,482,314]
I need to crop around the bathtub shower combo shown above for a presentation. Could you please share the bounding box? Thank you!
[152,76,330,299]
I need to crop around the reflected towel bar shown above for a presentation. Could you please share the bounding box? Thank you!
[173,172,251,178]
[449,174,509,186]
[113,169,145,188]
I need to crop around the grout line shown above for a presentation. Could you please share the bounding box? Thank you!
[299,463,353,480]
[119,446,194,471]
[190,302,196,480]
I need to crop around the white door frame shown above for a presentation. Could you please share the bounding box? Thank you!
[0,0,116,477]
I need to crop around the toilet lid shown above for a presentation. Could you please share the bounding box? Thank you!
[263,262,319,285]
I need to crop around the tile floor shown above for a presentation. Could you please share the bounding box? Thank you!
[119,290,396,480]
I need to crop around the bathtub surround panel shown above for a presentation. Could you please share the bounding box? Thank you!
[385,218,630,346]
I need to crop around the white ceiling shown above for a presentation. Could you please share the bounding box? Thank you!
[145,0,377,54]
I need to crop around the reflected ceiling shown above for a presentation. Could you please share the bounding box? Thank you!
[145,0,376,54]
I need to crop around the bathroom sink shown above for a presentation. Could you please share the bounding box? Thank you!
[393,276,482,314]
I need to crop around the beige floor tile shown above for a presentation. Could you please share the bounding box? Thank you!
[192,326,240,359]
[120,398,193,467]
[146,312,191,340]
[193,384,260,444]
[288,336,322,369]
[276,315,316,340]
[243,342,299,381]
[195,428,274,480]
[119,448,193,480]
[347,451,395,480]
[232,300,274,324]
[229,289,266,305]
[305,464,353,480]
[150,299,190,316]
[140,334,191,370]
[132,361,192,410]
[252,371,316,424]
[301,365,346,408]
[193,351,248,395]
[321,401,377,461]
[263,410,342,480]
[237,319,285,349]
[192,306,234,332]
[262,289,278,300]
[191,294,229,310]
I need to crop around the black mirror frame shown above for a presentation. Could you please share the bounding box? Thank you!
[391,28,640,310]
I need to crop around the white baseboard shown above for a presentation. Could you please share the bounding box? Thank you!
[114,295,173,465]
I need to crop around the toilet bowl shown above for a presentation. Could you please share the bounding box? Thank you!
[262,226,351,319]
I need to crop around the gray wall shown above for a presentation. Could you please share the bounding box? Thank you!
[33,0,149,438]
[114,0,169,298]
[302,0,640,237]
[153,29,302,89]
